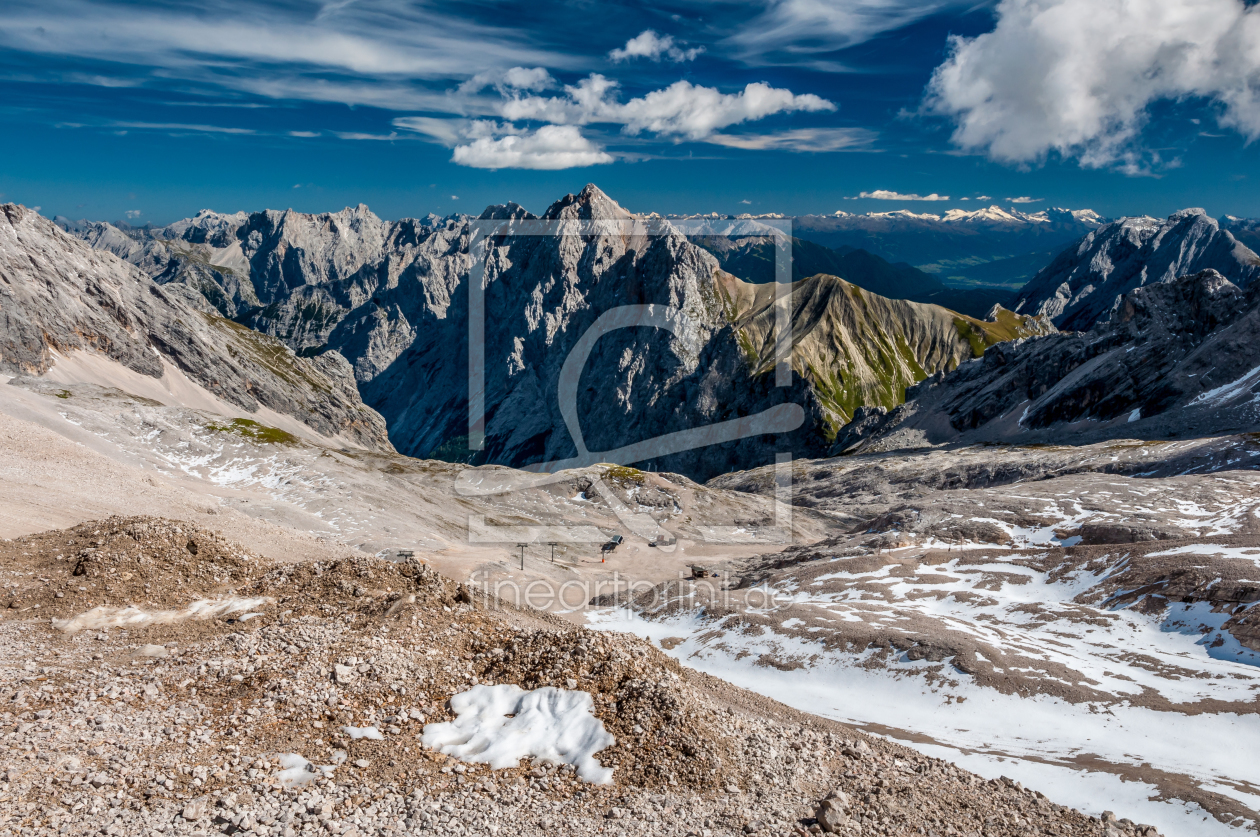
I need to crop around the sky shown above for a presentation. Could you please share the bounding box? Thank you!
[2,0,1260,224]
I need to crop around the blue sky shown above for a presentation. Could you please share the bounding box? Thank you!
[2,0,1260,224]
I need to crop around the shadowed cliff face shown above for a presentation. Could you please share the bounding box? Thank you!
[71,186,1049,479]
[0,204,394,451]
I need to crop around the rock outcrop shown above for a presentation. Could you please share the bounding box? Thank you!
[0,204,393,451]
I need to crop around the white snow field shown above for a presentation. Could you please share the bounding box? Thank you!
[587,541,1260,836]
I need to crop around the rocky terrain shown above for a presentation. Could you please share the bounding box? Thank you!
[1013,209,1260,330]
[0,515,1165,837]
[841,269,1260,453]
[0,347,1253,834]
[0,205,392,452]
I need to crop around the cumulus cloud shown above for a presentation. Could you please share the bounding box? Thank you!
[124,209,142,219]
[501,75,834,141]
[926,0,1260,171]
[1006,196,1042,203]
[609,30,703,63]
[706,127,874,151]
[450,125,613,170]
[976,195,992,201]
[850,190,950,201]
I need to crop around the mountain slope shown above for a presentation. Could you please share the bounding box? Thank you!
[718,271,1053,435]
[846,268,1260,452]
[0,204,393,451]
[1014,208,1260,330]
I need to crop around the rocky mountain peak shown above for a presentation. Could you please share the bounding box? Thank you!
[543,183,635,222]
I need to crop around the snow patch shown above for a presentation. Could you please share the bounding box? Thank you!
[422,684,615,784]
[275,753,336,788]
[342,726,384,740]
[52,597,272,633]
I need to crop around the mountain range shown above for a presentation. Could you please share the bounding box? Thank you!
[35,188,1260,477]
[52,186,1049,478]
[681,204,1108,283]
[1013,208,1260,330]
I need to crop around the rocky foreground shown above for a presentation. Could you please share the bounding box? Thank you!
[0,517,1163,837]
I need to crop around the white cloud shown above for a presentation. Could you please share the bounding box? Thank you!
[609,30,703,63]
[450,195,459,200]
[976,195,992,201]
[289,131,320,138]
[1006,196,1042,203]
[705,126,875,151]
[451,125,614,170]
[740,199,752,204]
[851,190,950,201]
[502,76,834,141]
[125,209,141,219]
[926,0,1260,172]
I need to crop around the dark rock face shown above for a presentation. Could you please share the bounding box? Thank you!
[1014,209,1260,330]
[0,204,393,451]
[854,269,1260,451]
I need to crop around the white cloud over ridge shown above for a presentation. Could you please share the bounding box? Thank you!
[501,76,834,140]
[926,0,1260,171]
[852,190,950,201]
[1006,196,1042,203]
[609,30,703,63]
[450,125,613,170]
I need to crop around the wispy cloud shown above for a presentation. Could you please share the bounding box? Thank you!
[1006,196,1042,203]
[706,127,875,152]
[728,0,975,63]
[848,189,950,200]
[0,0,575,110]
